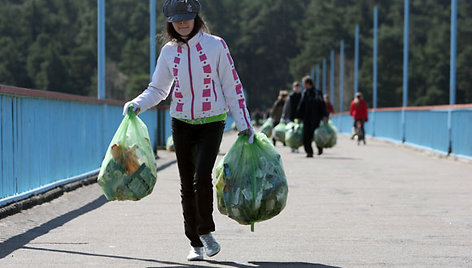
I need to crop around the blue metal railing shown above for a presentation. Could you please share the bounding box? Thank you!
[0,86,171,205]
[331,105,472,159]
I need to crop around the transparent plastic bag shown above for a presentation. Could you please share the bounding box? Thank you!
[215,133,288,231]
[98,108,157,201]
[285,121,304,149]
[166,136,175,152]
[260,119,273,138]
[314,121,337,148]
[273,122,286,142]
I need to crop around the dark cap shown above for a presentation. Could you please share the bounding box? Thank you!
[163,0,201,22]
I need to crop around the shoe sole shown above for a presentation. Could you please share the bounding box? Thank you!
[206,246,221,257]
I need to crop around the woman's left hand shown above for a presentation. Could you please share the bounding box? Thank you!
[238,128,255,144]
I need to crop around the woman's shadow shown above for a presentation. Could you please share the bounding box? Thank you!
[147,260,343,268]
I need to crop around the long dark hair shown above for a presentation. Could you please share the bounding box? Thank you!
[162,14,210,44]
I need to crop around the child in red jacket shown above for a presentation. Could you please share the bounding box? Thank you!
[350,92,368,140]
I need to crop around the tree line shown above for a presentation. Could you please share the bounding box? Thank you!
[0,0,470,111]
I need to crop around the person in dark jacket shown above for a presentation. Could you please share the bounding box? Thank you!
[282,81,302,122]
[296,76,328,157]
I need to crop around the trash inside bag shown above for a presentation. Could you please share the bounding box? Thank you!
[314,121,337,148]
[260,119,273,138]
[273,122,286,142]
[166,136,175,152]
[285,121,304,149]
[98,108,157,201]
[215,133,288,231]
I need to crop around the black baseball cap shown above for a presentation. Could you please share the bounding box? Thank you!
[163,0,201,22]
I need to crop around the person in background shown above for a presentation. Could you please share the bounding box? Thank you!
[282,81,303,152]
[282,81,302,122]
[350,92,368,139]
[252,108,263,126]
[122,0,254,261]
[296,76,328,157]
[324,94,334,117]
[270,90,288,145]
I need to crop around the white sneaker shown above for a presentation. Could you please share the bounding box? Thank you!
[199,233,221,257]
[187,246,204,261]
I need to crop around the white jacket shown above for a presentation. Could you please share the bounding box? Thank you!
[132,31,252,132]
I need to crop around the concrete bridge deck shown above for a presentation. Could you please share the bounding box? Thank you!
[1,131,471,267]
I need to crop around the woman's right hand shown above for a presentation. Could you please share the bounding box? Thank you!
[122,101,140,116]
[238,127,255,144]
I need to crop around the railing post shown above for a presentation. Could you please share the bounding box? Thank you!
[402,0,410,142]
[97,0,106,100]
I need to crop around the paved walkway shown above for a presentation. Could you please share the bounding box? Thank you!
[1,131,471,267]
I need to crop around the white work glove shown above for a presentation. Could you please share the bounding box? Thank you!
[238,127,255,144]
[122,101,140,116]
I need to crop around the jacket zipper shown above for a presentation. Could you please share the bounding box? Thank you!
[186,43,195,120]
[212,80,217,102]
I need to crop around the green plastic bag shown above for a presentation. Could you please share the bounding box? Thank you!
[273,122,286,142]
[215,133,288,231]
[285,121,304,149]
[260,119,273,138]
[166,136,175,152]
[98,108,157,201]
[314,121,337,148]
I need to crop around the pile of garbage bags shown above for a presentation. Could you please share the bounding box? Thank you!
[215,133,288,231]
[98,108,157,201]
[314,122,337,148]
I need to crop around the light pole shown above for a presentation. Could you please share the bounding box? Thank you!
[340,40,344,112]
[150,0,156,78]
[97,0,106,99]
[401,0,410,142]
[373,6,378,136]
[354,25,360,95]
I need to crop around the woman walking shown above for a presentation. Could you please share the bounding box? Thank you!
[123,0,254,261]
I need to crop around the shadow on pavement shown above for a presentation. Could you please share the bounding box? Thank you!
[157,160,178,172]
[0,195,108,259]
[318,156,359,160]
[16,246,342,268]
[204,260,343,267]
[248,262,342,267]
[19,246,199,267]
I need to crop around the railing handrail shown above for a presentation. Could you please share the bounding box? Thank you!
[0,84,170,110]
[333,103,472,116]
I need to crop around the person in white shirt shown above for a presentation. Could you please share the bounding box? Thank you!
[123,0,254,261]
